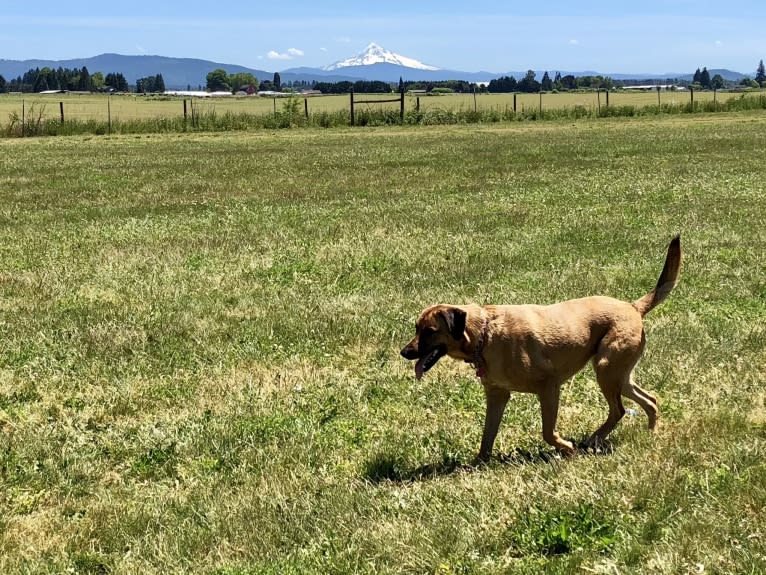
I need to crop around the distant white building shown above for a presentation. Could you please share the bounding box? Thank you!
[622,85,686,91]
[163,90,233,97]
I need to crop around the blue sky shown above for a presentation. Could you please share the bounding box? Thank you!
[2,1,765,74]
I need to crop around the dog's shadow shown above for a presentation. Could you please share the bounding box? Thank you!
[363,453,467,483]
[363,437,616,484]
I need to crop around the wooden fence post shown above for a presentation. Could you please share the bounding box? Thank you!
[690,86,694,107]
[107,96,112,134]
[21,100,25,137]
[304,98,309,120]
[657,85,661,107]
[350,89,355,126]
[183,99,188,122]
[539,91,543,116]
[597,90,601,113]
[60,101,65,123]
[513,93,517,113]
[606,90,609,107]
[400,88,405,122]
[473,86,477,112]
[416,96,420,112]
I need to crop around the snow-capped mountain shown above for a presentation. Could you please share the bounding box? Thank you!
[324,42,440,71]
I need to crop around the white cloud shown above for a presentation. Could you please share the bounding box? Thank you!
[715,40,723,46]
[335,36,352,44]
[320,47,328,52]
[569,39,579,45]
[267,48,304,60]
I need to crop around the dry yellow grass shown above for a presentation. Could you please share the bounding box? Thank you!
[0,89,744,127]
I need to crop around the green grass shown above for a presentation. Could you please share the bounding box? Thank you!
[1,113,765,574]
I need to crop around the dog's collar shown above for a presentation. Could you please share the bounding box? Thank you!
[471,312,490,378]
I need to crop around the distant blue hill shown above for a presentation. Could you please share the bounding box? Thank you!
[0,53,748,89]
[282,62,499,83]
[0,54,274,89]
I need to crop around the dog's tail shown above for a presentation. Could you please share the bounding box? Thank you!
[633,236,682,317]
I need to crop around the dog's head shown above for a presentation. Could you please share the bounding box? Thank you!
[400,305,467,380]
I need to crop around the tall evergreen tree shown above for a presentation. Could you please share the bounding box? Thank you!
[273,72,281,91]
[693,68,702,84]
[34,75,49,92]
[105,72,129,92]
[756,59,766,87]
[541,71,553,91]
[700,67,711,89]
[78,66,91,91]
[517,70,541,93]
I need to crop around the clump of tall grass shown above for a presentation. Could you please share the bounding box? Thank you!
[4,103,48,137]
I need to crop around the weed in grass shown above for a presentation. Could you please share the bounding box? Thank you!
[504,503,618,556]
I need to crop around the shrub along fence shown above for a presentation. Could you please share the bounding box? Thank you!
[3,91,766,138]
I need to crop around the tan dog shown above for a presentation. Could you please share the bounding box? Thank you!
[400,237,681,460]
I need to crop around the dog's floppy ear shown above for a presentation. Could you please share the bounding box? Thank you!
[441,307,467,341]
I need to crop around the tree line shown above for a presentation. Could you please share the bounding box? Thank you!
[0,66,165,94]
[485,62,766,93]
[692,61,766,89]
[2,60,765,96]
[487,70,615,92]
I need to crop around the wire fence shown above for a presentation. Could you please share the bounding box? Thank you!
[1,89,764,137]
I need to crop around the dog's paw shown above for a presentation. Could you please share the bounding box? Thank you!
[582,435,614,454]
[583,435,601,449]
[557,440,577,457]
[470,453,491,467]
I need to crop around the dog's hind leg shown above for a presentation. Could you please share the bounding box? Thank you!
[586,371,626,448]
[587,332,643,448]
[586,328,656,446]
[621,375,658,430]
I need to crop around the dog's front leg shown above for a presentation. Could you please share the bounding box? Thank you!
[538,384,576,455]
[476,385,511,463]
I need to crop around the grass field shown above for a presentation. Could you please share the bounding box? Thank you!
[1,112,765,574]
[0,90,748,127]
